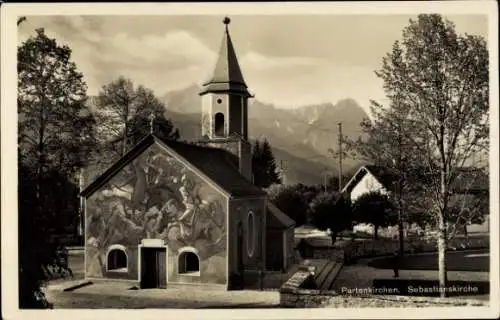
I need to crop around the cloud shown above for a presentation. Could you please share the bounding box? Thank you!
[17,16,386,114]
[89,30,218,95]
[241,52,325,71]
[239,51,385,111]
[19,16,219,96]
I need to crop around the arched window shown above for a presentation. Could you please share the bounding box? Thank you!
[178,248,200,275]
[247,211,256,257]
[107,245,128,272]
[214,112,225,137]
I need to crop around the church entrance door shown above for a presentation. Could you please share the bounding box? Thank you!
[140,247,167,289]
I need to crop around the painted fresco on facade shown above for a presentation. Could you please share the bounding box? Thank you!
[85,143,227,284]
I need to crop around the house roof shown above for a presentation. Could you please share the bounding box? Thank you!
[199,17,251,97]
[341,165,399,194]
[81,134,266,198]
[267,203,295,229]
[342,164,488,195]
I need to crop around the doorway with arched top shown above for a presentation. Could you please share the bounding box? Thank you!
[214,112,225,137]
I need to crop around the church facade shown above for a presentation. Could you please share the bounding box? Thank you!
[81,17,295,290]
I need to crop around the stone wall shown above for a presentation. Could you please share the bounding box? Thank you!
[280,288,338,308]
[281,287,489,308]
[305,235,489,265]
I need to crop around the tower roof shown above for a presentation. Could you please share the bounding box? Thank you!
[200,17,252,97]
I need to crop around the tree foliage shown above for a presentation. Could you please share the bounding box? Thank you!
[18,28,96,176]
[266,183,319,226]
[352,191,397,239]
[17,28,96,308]
[373,14,489,295]
[93,76,180,163]
[252,138,281,188]
[309,192,352,243]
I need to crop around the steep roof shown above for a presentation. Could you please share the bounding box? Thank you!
[199,17,251,97]
[158,137,265,197]
[341,165,399,194]
[342,164,489,195]
[267,203,295,229]
[81,134,266,198]
[364,165,400,190]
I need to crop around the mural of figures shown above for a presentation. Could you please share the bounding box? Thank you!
[85,143,227,284]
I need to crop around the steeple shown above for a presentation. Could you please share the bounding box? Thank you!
[199,17,251,97]
[197,17,253,182]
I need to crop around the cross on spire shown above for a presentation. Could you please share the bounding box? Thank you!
[149,112,156,134]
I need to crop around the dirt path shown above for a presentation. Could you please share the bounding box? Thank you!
[45,280,280,309]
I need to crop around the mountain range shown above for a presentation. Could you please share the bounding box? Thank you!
[162,84,369,185]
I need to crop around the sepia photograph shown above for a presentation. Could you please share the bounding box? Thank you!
[1,1,499,319]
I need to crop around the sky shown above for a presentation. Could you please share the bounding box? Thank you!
[18,14,488,113]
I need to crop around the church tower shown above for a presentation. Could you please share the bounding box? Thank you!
[199,17,253,181]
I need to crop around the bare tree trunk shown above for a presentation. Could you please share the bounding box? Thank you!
[437,211,447,298]
[122,125,128,157]
[397,205,405,256]
[331,231,338,245]
[438,166,449,298]
[397,179,405,256]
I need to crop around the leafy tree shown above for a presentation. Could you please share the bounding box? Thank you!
[18,28,96,308]
[344,101,426,255]
[323,172,353,193]
[352,191,397,240]
[375,14,488,295]
[252,138,281,188]
[252,139,262,183]
[446,169,489,238]
[309,192,352,244]
[266,183,319,226]
[93,77,180,163]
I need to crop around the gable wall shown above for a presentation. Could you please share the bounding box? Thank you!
[227,197,266,288]
[85,142,228,285]
[350,173,389,202]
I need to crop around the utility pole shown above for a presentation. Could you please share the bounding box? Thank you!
[280,160,288,185]
[78,168,85,237]
[321,170,329,193]
[323,172,328,193]
[338,122,343,192]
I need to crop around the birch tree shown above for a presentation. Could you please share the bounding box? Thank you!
[345,100,424,254]
[376,14,489,296]
[92,77,179,166]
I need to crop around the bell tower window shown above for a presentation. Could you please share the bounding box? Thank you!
[214,112,225,137]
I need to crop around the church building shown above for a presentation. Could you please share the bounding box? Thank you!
[81,17,295,290]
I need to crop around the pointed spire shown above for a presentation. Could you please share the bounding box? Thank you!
[200,16,251,97]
